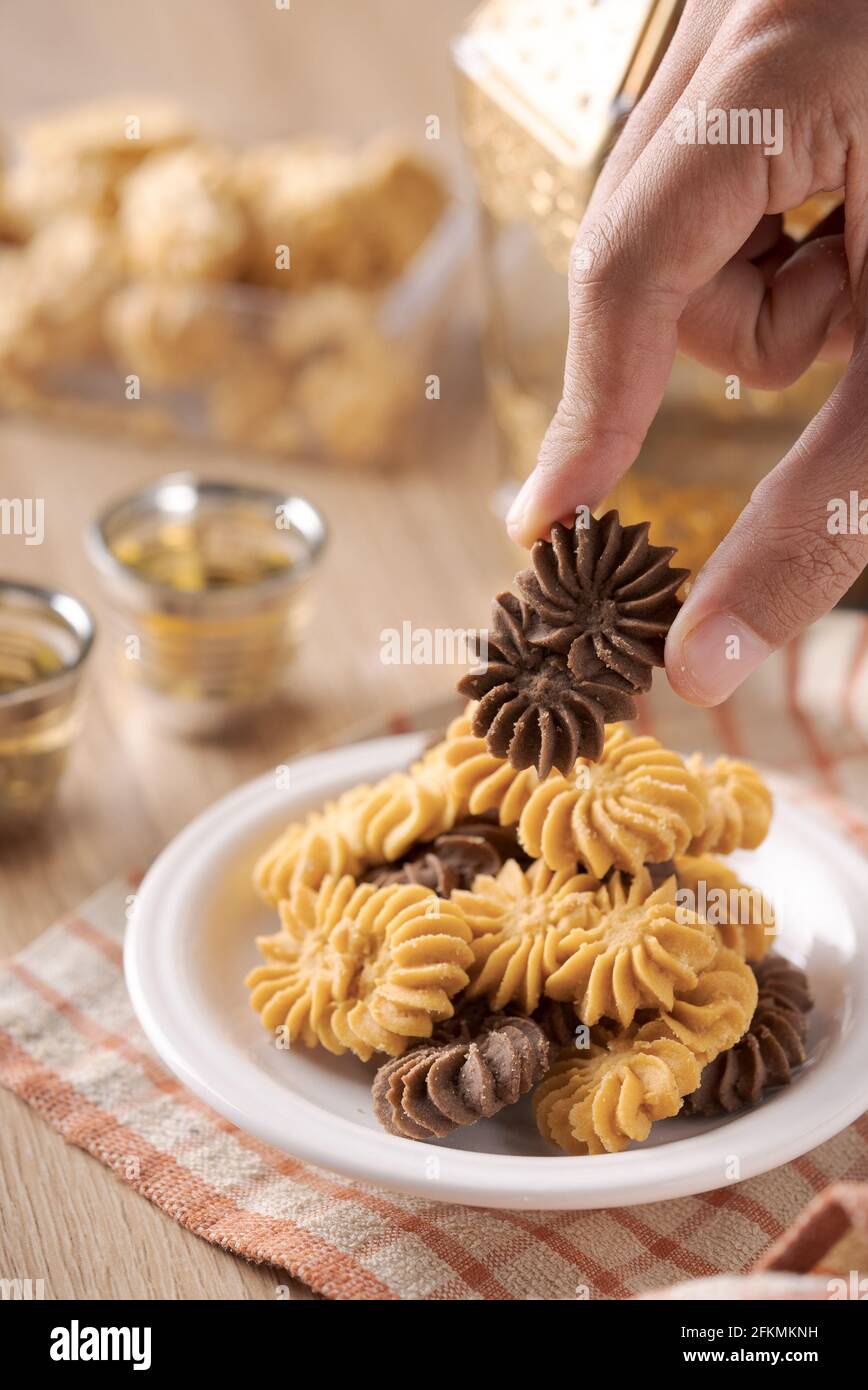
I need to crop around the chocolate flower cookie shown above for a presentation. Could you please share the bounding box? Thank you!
[458,590,636,775]
[458,510,689,776]
[372,1014,550,1140]
[516,510,688,691]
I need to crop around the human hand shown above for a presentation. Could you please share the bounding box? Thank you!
[506,0,868,706]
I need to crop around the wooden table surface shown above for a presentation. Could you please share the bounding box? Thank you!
[0,0,496,1300]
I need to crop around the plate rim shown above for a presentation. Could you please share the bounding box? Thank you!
[124,733,868,1210]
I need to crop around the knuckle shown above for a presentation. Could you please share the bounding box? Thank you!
[538,400,641,478]
[727,0,797,53]
[570,211,621,290]
[571,199,683,311]
[736,353,804,391]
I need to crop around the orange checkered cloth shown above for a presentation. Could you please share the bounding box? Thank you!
[2,611,867,1300]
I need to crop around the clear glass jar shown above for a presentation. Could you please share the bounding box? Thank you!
[0,582,94,827]
[87,475,327,736]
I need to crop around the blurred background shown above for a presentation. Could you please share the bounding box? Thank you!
[0,0,855,876]
[1,0,476,159]
[0,0,864,1303]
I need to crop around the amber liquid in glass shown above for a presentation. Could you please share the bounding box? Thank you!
[0,625,77,826]
[107,514,306,706]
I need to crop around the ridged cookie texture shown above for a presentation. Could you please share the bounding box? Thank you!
[253,761,462,912]
[653,946,759,1065]
[457,511,688,776]
[687,754,772,855]
[674,854,775,960]
[373,1015,550,1140]
[245,875,473,1061]
[684,955,811,1116]
[450,858,601,1014]
[457,589,636,776]
[535,1033,700,1154]
[543,867,718,1028]
[435,713,709,878]
[517,724,707,877]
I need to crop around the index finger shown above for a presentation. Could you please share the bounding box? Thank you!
[506,29,794,545]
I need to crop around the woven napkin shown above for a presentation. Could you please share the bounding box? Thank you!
[2,611,867,1300]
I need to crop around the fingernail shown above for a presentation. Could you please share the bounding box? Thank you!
[674,614,771,705]
[506,473,536,536]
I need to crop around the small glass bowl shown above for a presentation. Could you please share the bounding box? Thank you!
[86,474,327,735]
[0,581,95,827]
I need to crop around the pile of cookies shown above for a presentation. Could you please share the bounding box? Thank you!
[248,707,813,1152]
[245,511,812,1153]
[0,99,446,464]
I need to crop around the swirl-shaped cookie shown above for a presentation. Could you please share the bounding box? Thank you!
[535,1034,700,1154]
[518,724,707,877]
[253,785,368,908]
[687,754,772,855]
[245,875,474,1061]
[655,945,759,1064]
[253,762,460,911]
[450,858,601,1013]
[515,511,688,693]
[343,768,457,862]
[372,1015,550,1139]
[457,590,637,775]
[675,854,775,960]
[544,867,717,1027]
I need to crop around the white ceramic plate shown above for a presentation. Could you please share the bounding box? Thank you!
[125,733,868,1210]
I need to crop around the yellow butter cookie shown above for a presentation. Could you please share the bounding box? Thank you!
[687,754,772,855]
[238,137,445,291]
[8,98,192,225]
[535,1034,700,1154]
[654,945,759,1064]
[675,854,775,960]
[253,763,461,911]
[207,347,307,455]
[344,767,458,863]
[246,875,474,1060]
[119,145,248,281]
[450,858,600,1013]
[544,867,718,1027]
[253,785,369,908]
[0,213,121,374]
[519,724,707,877]
[291,339,413,468]
[104,280,233,386]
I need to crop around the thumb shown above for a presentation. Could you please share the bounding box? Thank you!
[665,351,868,705]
